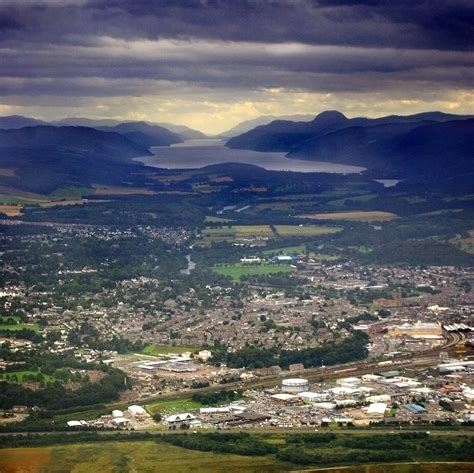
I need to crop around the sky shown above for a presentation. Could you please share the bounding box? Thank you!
[0,0,473,134]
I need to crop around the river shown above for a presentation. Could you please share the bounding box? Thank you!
[135,139,365,174]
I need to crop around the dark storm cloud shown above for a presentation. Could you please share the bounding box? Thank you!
[1,0,473,50]
[0,0,472,120]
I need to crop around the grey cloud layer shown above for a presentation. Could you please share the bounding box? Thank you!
[0,0,472,109]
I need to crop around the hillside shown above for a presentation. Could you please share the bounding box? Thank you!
[0,115,49,129]
[288,119,474,178]
[220,114,314,138]
[226,111,473,153]
[226,111,350,151]
[226,111,474,178]
[0,126,151,193]
[96,122,184,148]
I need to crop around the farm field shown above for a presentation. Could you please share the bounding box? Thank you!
[205,215,233,223]
[203,225,273,238]
[298,211,397,222]
[0,442,281,473]
[213,263,293,281]
[0,204,22,216]
[274,225,341,236]
[92,185,158,195]
[306,463,474,473]
[201,225,340,242]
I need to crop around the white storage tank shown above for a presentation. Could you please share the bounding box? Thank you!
[281,378,309,393]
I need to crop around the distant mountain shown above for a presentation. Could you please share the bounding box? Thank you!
[57,117,206,140]
[54,117,124,127]
[288,119,474,178]
[226,110,474,178]
[155,123,207,140]
[220,114,314,138]
[0,126,151,193]
[226,111,351,151]
[0,115,49,129]
[226,110,474,153]
[97,122,183,148]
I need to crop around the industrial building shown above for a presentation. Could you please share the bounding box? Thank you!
[281,378,309,393]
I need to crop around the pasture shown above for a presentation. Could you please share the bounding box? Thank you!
[0,442,280,473]
[298,211,397,222]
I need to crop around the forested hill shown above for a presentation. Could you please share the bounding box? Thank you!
[96,121,184,147]
[288,119,474,178]
[0,126,152,193]
[226,111,474,178]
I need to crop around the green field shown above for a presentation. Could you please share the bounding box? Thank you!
[203,225,274,238]
[204,215,233,223]
[0,442,281,473]
[0,369,56,383]
[0,323,40,332]
[145,397,203,415]
[274,225,341,236]
[298,211,397,222]
[213,263,293,281]
[0,316,21,324]
[262,245,306,255]
[141,344,200,356]
[49,186,92,199]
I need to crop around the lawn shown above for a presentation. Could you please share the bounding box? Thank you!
[141,344,200,356]
[145,397,203,415]
[213,263,293,281]
[0,316,21,323]
[298,211,397,222]
[0,369,56,383]
[0,442,281,473]
[262,245,306,255]
[0,322,41,332]
[274,225,341,236]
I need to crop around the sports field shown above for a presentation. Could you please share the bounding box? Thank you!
[213,263,293,281]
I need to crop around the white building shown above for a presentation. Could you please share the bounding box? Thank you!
[282,378,309,393]
[128,405,147,416]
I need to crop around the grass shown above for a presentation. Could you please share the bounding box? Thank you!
[307,464,474,473]
[141,344,200,356]
[202,225,340,241]
[274,225,341,236]
[0,316,21,323]
[213,263,293,281]
[262,245,305,255]
[0,322,40,332]
[298,211,397,222]
[49,186,92,200]
[0,442,281,473]
[326,192,377,207]
[0,369,56,383]
[204,215,233,223]
[145,397,203,415]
